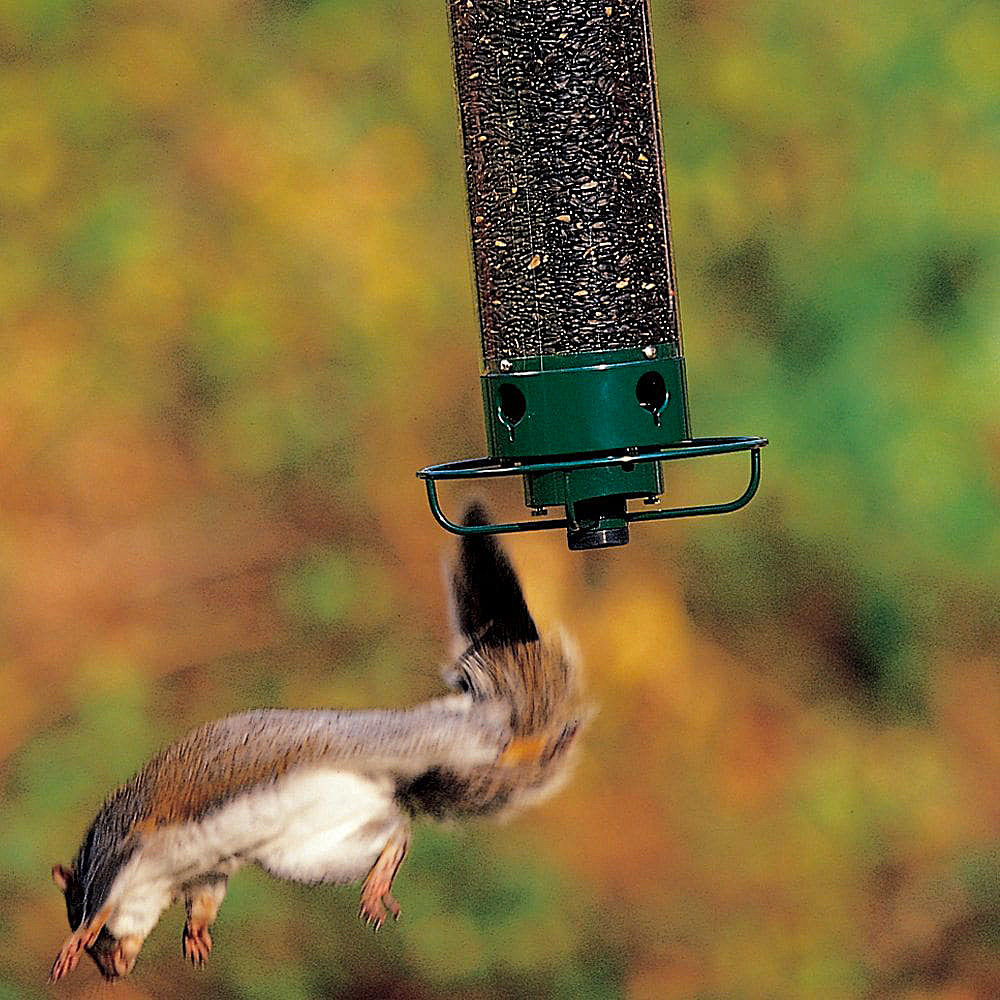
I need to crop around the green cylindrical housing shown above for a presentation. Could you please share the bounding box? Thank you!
[446,1,693,546]
[482,347,689,459]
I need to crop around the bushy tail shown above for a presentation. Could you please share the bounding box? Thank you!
[447,503,588,771]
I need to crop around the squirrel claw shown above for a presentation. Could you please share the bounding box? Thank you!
[357,888,401,931]
[48,906,111,983]
[182,921,213,967]
[49,923,98,983]
[48,941,81,984]
[358,829,408,932]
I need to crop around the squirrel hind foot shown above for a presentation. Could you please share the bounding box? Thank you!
[182,921,213,967]
[358,828,409,931]
[357,888,401,931]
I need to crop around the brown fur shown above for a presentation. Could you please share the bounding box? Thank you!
[459,639,581,736]
[114,705,508,832]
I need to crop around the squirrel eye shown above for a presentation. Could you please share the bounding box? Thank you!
[454,673,472,694]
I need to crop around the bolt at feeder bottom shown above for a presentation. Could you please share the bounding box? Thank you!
[565,497,630,550]
[522,458,662,549]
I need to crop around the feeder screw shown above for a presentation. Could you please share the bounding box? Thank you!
[499,359,512,372]
[531,506,548,517]
[642,345,657,359]
[643,495,659,505]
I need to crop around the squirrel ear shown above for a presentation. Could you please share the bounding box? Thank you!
[451,503,538,648]
[51,864,73,893]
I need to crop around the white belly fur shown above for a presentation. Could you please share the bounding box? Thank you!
[106,767,401,940]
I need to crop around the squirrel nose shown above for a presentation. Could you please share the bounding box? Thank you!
[110,937,141,978]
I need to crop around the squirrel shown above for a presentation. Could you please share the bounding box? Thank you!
[49,503,588,983]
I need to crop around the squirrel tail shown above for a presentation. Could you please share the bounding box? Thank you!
[447,502,590,744]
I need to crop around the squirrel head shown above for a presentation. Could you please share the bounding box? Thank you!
[443,504,591,795]
[51,865,124,980]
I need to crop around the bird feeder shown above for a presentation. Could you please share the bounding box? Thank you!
[418,1,767,549]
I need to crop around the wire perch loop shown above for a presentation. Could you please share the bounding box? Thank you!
[418,436,768,542]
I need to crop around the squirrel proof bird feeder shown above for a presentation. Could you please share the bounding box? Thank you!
[418,1,767,550]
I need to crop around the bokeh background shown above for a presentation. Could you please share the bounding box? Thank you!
[1,1,997,997]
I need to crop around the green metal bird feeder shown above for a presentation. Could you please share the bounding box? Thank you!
[418,0,767,549]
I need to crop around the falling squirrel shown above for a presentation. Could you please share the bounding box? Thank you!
[49,503,588,983]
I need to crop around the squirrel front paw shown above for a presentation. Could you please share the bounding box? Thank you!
[182,920,213,967]
[48,909,112,983]
[49,935,85,983]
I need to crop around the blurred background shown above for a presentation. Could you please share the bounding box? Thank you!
[1,1,997,997]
